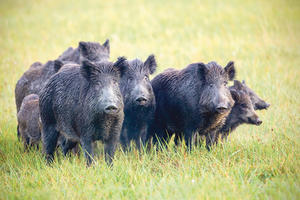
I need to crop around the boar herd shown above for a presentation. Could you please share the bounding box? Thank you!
[15,39,270,165]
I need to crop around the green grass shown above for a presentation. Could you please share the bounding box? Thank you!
[0,0,299,199]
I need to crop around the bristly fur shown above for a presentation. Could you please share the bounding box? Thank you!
[147,60,235,150]
[114,57,130,76]
[39,58,124,165]
[144,54,157,74]
[15,39,110,143]
[79,41,109,62]
[218,80,262,141]
[224,61,235,80]
[118,55,157,150]
[80,60,121,83]
[17,94,40,149]
[232,80,270,110]
[58,39,110,64]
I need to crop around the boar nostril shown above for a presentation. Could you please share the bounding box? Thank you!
[136,97,148,103]
[216,106,228,113]
[256,119,262,125]
[104,105,118,114]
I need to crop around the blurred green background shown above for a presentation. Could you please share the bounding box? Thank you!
[0,0,299,199]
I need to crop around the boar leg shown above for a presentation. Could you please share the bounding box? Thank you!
[80,137,93,166]
[23,135,30,151]
[221,132,229,141]
[62,140,79,156]
[184,129,194,152]
[134,126,148,151]
[135,127,146,151]
[42,124,59,163]
[120,128,129,151]
[205,130,219,151]
[104,137,118,166]
[17,125,21,140]
[105,123,121,165]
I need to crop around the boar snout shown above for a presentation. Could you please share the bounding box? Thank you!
[249,115,262,126]
[104,104,120,115]
[135,96,148,105]
[215,104,229,113]
[256,118,263,125]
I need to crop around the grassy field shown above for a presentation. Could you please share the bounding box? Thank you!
[0,0,299,199]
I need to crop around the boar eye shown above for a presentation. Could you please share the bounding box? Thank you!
[224,81,228,86]
[209,84,213,87]
[128,77,133,82]
[241,103,248,108]
[144,75,149,81]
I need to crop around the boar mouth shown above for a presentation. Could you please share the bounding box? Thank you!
[135,97,148,106]
[104,105,120,115]
[255,103,270,110]
[136,101,148,106]
[248,117,262,126]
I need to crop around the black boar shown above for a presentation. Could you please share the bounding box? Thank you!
[117,55,157,150]
[148,61,236,150]
[15,40,110,113]
[39,59,125,165]
[17,94,40,149]
[238,80,270,110]
[15,40,110,138]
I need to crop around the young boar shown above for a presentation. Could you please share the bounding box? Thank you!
[219,80,263,140]
[237,80,270,110]
[17,94,40,149]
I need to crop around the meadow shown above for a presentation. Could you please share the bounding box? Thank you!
[0,0,299,199]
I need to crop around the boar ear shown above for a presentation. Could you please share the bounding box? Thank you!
[80,59,98,81]
[79,41,89,57]
[102,39,110,53]
[233,80,243,90]
[144,54,157,74]
[224,61,235,81]
[54,60,64,72]
[230,89,240,102]
[114,56,129,76]
[79,41,87,50]
[197,63,209,78]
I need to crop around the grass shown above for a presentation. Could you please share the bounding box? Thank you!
[0,0,299,199]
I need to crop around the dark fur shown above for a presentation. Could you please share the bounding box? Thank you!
[39,59,125,165]
[15,40,109,112]
[58,40,110,64]
[117,55,157,150]
[239,80,270,110]
[17,94,40,149]
[147,61,236,150]
[15,60,75,139]
[15,39,110,138]
[15,61,61,113]
[194,80,264,146]
[219,80,262,140]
